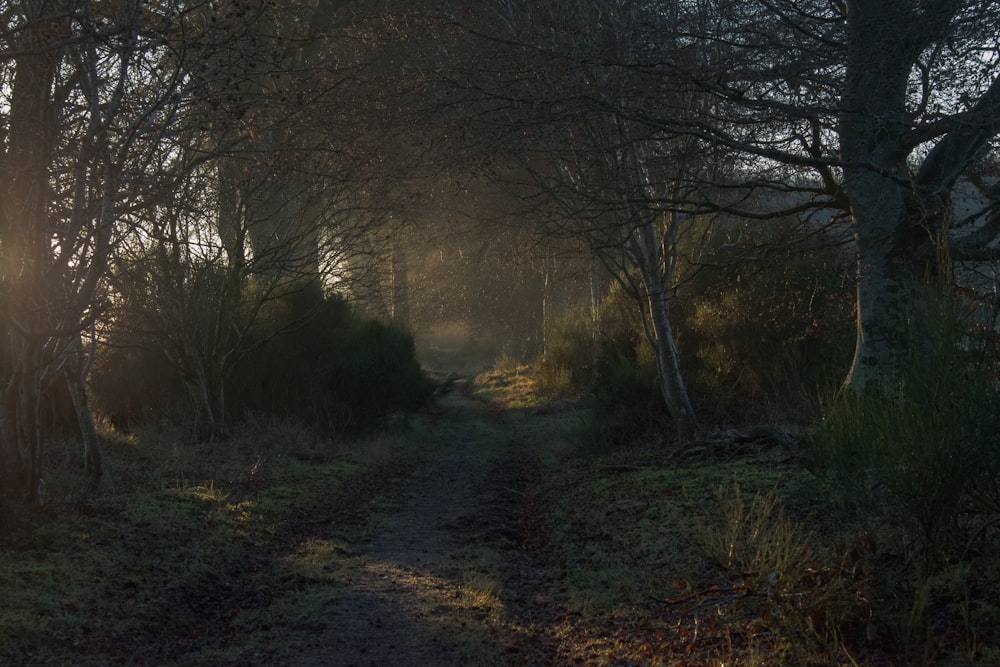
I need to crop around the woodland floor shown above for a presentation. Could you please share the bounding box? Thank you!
[2,370,999,665]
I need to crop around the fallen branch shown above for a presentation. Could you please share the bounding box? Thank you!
[669,425,797,463]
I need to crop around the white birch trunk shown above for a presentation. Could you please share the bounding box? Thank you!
[634,219,698,440]
[590,254,603,375]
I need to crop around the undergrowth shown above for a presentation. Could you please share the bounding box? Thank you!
[6,362,1000,665]
[808,286,1000,665]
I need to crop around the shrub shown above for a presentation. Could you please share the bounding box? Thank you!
[809,286,1000,558]
[534,306,595,396]
[89,334,189,431]
[589,283,692,446]
[232,286,432,434]
[93,280,432,436]
[674,219,855,423]
[533,289,669,446]
[587,340,666,447]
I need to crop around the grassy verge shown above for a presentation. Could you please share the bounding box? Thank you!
[528,429,1000,665]
[0,421,412,665]
[531,444,847,665]
[5,366,1000,665]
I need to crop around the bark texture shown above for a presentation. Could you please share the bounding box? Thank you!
[840,0,998,390]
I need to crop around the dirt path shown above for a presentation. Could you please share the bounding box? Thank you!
[285,382,566,666]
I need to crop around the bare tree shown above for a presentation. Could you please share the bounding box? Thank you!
[476,0,1000,396]
[102,0,403,440]
[444,1,712,437]
[517,114,704,438]
[0,0,276,499]
[627,0,1000,391]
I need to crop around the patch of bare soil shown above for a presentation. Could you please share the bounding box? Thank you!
[280,384,564,666]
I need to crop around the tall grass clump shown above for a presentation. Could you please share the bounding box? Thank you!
[810,286,1000,558]
[697,482,875,662]
[534,305,595,396]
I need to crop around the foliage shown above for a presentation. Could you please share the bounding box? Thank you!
[534,305,595,396]
[536,220,856,437]
[587,342,666,448]
[232,284,433,434]
[807,286,1000,664]
[675,220,855,423]
[809,286,1000,557]
[534,291,668,447]
[89,341,188,432]
[93,282,432,436]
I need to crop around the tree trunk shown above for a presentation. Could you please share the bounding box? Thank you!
[839,1,929,391]
[13,355,46,504]
[837,0,1000,391]
[390,238,411,325]
[66,371,102,492]
[590,254,603,376]
[188,359,229,441]
[635,220,698,440]
[645,285,698,441]
[1,3,64,502]
[65,333,102,492]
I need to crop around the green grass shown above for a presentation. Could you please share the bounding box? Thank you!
[0,422,406,664]
[548,451,804,612]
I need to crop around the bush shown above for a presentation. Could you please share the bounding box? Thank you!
[533,290,668,446]
[232,286,432,434]
[534,306,596,396]
[587,340,667,447]
[89,334,190,431]
[807,286,1000,666]
[809,287,1000,557]
[93,281,432,436]
[674,219,855,423]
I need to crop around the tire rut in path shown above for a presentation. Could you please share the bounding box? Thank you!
[295,391,557,666]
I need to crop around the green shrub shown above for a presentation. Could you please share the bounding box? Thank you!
[94,280,432,436]
[809,287,1000,557]
[586,336,667,448]
[89,332,189,430]
[232,286,432,434]
[533,290,668,446]
[534,306,595,396]
[324,311,433,429]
